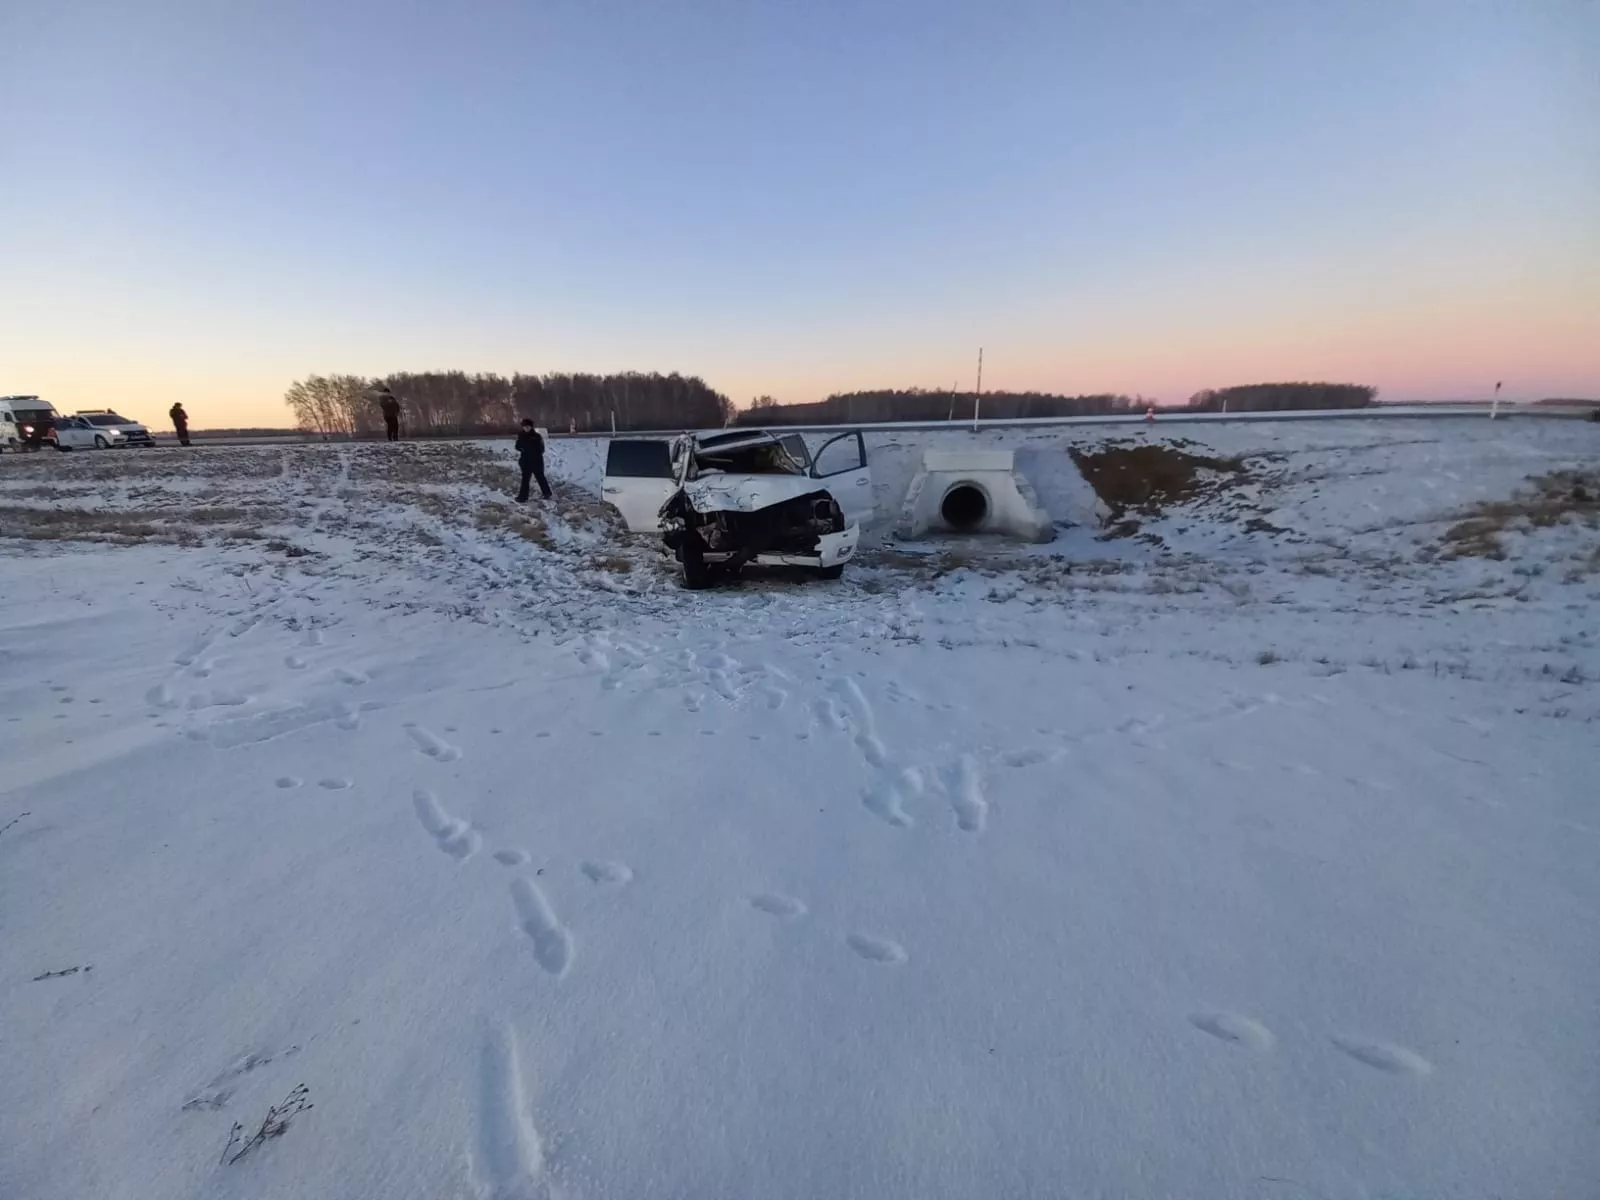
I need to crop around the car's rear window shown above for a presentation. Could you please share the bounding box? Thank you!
[605,440,673,478]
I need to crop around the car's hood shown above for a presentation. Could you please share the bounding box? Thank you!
[676,473,830,514]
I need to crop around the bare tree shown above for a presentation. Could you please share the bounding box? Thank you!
[284,374,372,436]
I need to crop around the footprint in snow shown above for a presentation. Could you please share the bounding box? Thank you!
[1002,748,1050,769]
[749,894,807,918]
[275,776,303,789]
[847,934,907,965]
[405,723,462,762]
[318,778,353,791]
[509,879,573,977]
[1188,1011,1275,1051]
[1331,1036,1432,1076]
[944,755,988,834]
[579,860,633,886]
[864,770,919,829]
[493,849,531,867]
[412,788,481,861]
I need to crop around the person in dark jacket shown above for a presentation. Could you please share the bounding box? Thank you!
[514,419,552,502]
[374,387,401,441]
[169,402,191,447]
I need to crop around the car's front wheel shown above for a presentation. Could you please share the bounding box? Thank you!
[94,436,108,449]
[818,564,845,581]
[681,533,714,590]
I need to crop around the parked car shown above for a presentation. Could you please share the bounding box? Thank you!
[74,410,156,446]
[0,395,59,451]
[50,415,127,450]
[601,429,874,588]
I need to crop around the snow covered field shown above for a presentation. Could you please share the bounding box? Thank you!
[2,417,1597,1199]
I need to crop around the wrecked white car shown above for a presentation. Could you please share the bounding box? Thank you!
[601,430,874,588]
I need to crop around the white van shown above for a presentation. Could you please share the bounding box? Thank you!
[0,396,60,451]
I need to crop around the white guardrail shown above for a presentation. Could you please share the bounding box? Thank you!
[558,403,1595,440]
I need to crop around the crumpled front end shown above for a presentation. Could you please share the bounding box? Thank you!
[661,487,850,568]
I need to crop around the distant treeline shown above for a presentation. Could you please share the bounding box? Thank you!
[733,388,1141,427]
[284,371,734,437]
[284,372,1382,437]
[1186,383,1376,413]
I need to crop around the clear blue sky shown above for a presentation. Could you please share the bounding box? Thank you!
[3,0,1596,425]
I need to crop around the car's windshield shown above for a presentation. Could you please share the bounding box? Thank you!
[692,437,805,477]
[83,413,130,426]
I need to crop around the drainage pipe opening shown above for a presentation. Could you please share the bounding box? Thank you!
[940,483,989,531]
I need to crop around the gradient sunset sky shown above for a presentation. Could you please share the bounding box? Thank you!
[4,0,1597,428]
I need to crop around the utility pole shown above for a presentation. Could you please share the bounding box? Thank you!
[947,380,959,423]
[972,347,984,432]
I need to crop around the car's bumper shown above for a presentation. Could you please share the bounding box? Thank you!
[751,523,859,569]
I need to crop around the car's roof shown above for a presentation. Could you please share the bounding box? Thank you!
[694,430,781,449]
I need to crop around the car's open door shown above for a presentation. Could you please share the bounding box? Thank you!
[810,431,874,528]
[601,439,677,532]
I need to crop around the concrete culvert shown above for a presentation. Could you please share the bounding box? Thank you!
[896,450,1056,543]
[940,483,989,530]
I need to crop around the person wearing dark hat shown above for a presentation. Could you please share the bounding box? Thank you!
[169,402,191,446]
[514,419,552,502]
[374,386,401,441]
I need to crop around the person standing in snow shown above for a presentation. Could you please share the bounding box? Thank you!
[169,402,191,447]
[515,418,552,502]
[374,386,402,442]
